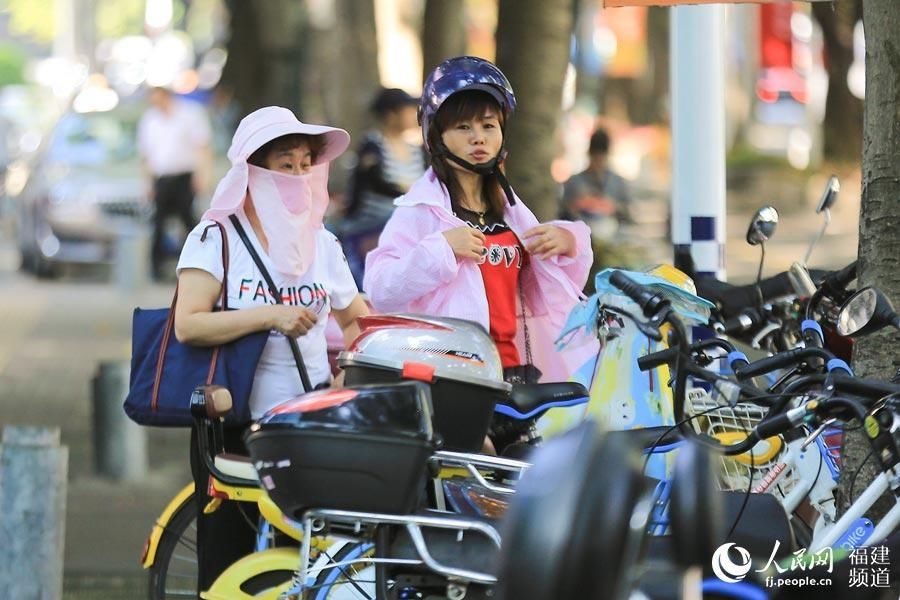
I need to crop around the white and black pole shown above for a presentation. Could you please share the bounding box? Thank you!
[671,4,727,281]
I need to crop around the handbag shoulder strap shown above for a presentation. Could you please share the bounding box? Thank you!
[228,213,312,392]
[200,221,231,310]
[152,221,230,410]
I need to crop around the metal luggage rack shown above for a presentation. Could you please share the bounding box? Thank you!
[295,507,503,589]
[429,450,532,495]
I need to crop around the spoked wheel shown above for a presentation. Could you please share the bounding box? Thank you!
[148,495,198,599]
[310,542,377,600]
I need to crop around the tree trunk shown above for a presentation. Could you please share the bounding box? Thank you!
[811,0,864,163]
[220,0,305,114]
[836,0,900,518]
[331,0,381,144]
[220,0,266,114]
[495,0,574,221]
[422,0,466,79]
[643,7,669,125]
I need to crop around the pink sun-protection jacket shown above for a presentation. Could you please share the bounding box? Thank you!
[363,168,598,382]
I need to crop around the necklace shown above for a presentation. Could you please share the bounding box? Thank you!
[457,204,488,226]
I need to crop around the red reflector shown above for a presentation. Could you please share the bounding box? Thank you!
[140,538,150,565]
[208,476,227,499]
[402,361,436,383]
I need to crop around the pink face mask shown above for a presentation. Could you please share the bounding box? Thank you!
[246,163,330,276]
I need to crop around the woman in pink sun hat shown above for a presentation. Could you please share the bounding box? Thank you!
[173,106,369,589]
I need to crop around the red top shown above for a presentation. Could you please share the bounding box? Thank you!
[475,225,526,368]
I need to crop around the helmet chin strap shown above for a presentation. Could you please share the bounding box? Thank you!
[435,141,516,206]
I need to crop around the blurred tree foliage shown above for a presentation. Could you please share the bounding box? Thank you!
[95,0,146,39]
[2,0,194,42]
[0,42,26,84]
[3,0,55,42]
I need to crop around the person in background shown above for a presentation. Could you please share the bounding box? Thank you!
[561,126,632,244]
[336,87,426,286]
[138,86,213,280]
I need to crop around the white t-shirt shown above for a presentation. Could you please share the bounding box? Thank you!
[176,210,358,417]
[138,100,212,177]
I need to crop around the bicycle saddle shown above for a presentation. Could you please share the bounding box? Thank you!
[494,382,589,420]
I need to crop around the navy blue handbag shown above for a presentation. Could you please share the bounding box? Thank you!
[123,221,268,427]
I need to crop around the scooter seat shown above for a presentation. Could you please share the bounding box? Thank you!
[495,382,589,420]
[213,452,258,482]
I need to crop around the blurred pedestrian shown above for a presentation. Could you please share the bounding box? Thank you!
[138,86,213,280]
[335,87,426,286]
[561,126,632,243]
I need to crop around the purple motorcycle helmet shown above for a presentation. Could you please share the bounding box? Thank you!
[418,56,517,152]
[419,56,519,204]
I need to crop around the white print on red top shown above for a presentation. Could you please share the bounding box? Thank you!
[479,243,524,269]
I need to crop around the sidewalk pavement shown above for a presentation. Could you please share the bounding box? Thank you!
[0,254,191,584]
[0,168,861,595]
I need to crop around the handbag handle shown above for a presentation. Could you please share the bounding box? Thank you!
[228,214,312,393]
[151,222,230,412]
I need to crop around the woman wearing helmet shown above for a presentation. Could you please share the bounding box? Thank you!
[364,57,594,385]
[174,106,369,589]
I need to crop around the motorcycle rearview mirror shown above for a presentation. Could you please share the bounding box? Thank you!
[747,206,778,310]
[816,175,840,214]
[836,287,900,337]
[804,176,839,264]
[746,206,779,246]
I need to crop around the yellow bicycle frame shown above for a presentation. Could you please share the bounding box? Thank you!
[142,483,194,569]
[143,479,306,569]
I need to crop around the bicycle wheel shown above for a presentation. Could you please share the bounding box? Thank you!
[201,547,298,599]
[148,493,198,599]
[311,542,377,600]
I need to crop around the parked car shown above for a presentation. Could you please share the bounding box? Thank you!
[14,103,150,277]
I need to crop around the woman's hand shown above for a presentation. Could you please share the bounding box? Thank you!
[522,224,576,260]
[443,226,486,261]
[268,306,318,337]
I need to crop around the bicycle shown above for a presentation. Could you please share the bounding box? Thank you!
[496,270,900,599]
[144,386,315,599]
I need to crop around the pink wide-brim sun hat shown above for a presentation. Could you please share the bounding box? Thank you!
[227,106,351,166]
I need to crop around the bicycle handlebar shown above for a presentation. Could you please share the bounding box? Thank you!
[609,271,670,318]
[819,260,857,299]
[732,347,837,380]
[720,307,764,336]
